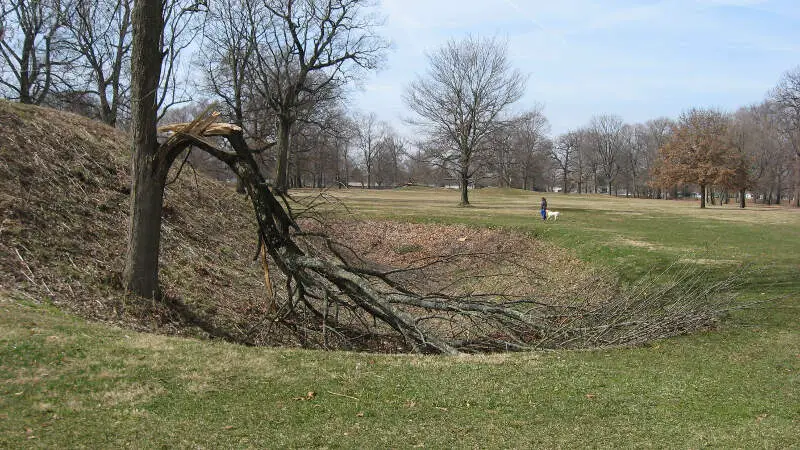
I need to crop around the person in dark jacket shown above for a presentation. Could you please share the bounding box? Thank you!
[540,197,547,221]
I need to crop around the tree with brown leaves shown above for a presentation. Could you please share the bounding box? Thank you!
[652,108,744,208]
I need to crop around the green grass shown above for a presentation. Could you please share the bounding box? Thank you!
[3,189,799,448]
[321,188,800,288]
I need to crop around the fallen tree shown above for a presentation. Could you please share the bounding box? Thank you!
[157,110,742,354]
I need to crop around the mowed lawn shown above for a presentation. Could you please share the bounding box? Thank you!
[2,189,798,448]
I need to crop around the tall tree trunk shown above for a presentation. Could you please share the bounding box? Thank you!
[699,183,706,209]
[739,189,746,208]
[275,115,292,193]
[460,168,470,206]
[124,165,166,297]
[123,0,165,298]
[19,34,34,104]
[793,153,800,207]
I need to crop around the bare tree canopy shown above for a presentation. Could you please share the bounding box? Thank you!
[588,114,625,195]
[0,0,68,104]
[553,130,580,194]
[768,66,800,207]
[354,111,384,188]
[199,0,256,128]
[246,0,388,193]
[404,35,526,205]
[732,102,788,205]
[62,0,132,126]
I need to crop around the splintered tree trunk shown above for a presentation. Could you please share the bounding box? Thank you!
[274,115,293,194]
[123,0,164,298]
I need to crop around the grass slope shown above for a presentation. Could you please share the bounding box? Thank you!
[0,100,273,343]
[1,102,798,446]
[1,296,797,447]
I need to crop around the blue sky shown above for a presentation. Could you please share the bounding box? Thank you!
[351,0,800,136]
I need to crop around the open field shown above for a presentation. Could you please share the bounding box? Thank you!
[2,189,799,447]
[314,187,800,290]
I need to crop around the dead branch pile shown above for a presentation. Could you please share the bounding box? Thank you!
[158,112,742,354]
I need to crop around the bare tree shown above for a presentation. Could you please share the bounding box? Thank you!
[745,103,791,204]
[374,128,406,187]
[570,127,592,193]
[507,106,550,190]
[553,130,580,193]
[62,0,131,126]
[199,0,255,128]
[588,114,625,195]
[643,118,673,198]
[245,0,387,193]
[768,67,800,207]
[619,123,647,197]
[0,0,68,104]
[404,35,526,205]
[353,112,384,188]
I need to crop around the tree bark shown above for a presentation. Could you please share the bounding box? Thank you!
[793,152,800,207]
[699,183,706,208]
[275,115,293,193]
[123,162,166,297]
[739,189,746,208]
[460,168,470,206]
[123,0,164,298]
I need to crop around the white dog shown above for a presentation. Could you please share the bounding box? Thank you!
[546,210,560,221]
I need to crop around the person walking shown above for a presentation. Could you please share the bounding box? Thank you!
[540,197,547,221]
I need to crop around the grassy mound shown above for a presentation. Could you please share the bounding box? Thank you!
[0,100,269,341]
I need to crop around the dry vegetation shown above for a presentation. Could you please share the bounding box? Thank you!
[0,101,606,349]
[0,100,265,340]
[1,101,741,353]
[304,219,615,304]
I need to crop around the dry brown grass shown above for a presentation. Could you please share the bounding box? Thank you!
[0,100,267,341]
[306,219,615,304]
